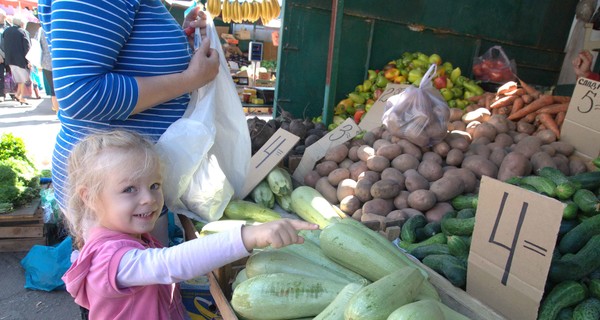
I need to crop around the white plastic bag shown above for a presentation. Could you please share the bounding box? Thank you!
[156,13,251,222]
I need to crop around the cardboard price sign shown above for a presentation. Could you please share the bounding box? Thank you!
[467,177,564,320]
[240,128,300,198]
[292,118,362,184]
[560,77,600,159]
[358,83,410,132]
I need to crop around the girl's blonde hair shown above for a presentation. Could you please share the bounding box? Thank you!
[66,130,162,248]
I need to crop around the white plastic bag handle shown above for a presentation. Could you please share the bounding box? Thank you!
[420,63,438,88]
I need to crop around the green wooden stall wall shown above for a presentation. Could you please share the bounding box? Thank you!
[274,0,579,122]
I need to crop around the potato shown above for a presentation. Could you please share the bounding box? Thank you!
[358,170,381,183]
[494,133,513,148]
[471,136,491,146]
[339,158,354,169]
[511,132,530,144]
[324,144,349,163]
[376,143,403,160]
[472,122,497,141]
[357,145,376,162]
[303,170,321,188]
[355,179,374,203]
[534,129,557,144]
[486,114,510,134]
[327,168,350,186]
[569,156,588,175]
[418,159,444,182]
[462,107,491,123]
[553,154,570,175]
[432,141,451,158]
[361,213,386,230]
[371,179,401,199]
[373,139,392,151]
[407,189,437,212]
[404,169,430,192]
[462,155,499,179]
[366,155,390,172]
[497,152,532,181]
[465,121,480,138]
[449,108,464,122]
[362,198,395,216]
[516,121,535,135]
[381,130,393,142]
[315,177,338,204]
[443,168,478,194]
[489,148,508,167]
[397,139,423,160]
[340,195,361,214]
[530,151,557,173]
[430,176,465,202]
[550,141,575,157]
[381,167,405,188]
[385,210,409,228]
[445,132,470,151]
[362,131,377,146]
[316,160,338,176]
[425,202,454,223]
[337,178,357,202]
[393,190,410,210]
[348,146,360,162]
[349,161,368,181]
[401,208,425,218]
[392,154,420,172]
[540,145,556,157]
[467,143,491,159]
[423,151,443,165]
[445,148,464,167]
[351,209,362,221]
[512,136,542,159]
[451,120,467,132]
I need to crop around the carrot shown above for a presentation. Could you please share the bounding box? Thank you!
[468,94,485,102]
[507,94,554,120]
[504,88,525,96]
[537,113,561,138]
[553,95,571,104]
[519,78,541,99]
[523,112,537,123]
[510,97,524,117]
[555,111,566,128]
[490,95,518,109]
[536,103,569,115]
[521,94,533,104]
[484,94,493,109]
[497,81,518,95]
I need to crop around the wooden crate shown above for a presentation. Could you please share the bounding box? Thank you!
[207,256,507,320]
[0,199,46,252]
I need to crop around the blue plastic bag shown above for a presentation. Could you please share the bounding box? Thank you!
[20,236,73,291]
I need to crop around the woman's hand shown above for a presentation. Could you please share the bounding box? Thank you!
[182,38,220,89]
[573,50,594,78]
[183,7,208,48]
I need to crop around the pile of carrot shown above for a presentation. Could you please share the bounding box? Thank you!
[467,79,570,138]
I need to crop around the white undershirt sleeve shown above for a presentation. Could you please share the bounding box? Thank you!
[116,225,250,288]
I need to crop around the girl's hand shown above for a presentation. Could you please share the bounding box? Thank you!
[241,219,320,251]
[183,38,220,89]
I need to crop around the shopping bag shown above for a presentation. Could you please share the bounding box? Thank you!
[472,45,517,83]
[382,64,450,148]
[4,72,17,94]
[20,236,72,292]
[156,13,251,222]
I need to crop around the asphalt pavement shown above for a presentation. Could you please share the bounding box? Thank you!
[0,94,81,320]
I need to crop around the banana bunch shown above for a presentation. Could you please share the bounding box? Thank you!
[211,0,280,24]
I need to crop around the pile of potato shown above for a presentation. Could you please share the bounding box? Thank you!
[302,111,591,234]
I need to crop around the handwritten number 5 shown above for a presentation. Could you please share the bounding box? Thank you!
[579,90,595,113]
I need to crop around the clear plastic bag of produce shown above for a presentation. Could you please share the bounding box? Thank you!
[156,13,251,222]
[472,45,517,83]
[382,64,450,147]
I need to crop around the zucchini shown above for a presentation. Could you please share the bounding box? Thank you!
[387,299,445,320]
[231,268,248,291]
[573,298,600,320]
[319,219,419,281]
[313,282,364,320]
[550,235,600,282]
[422,254,467,288]
[223,199,281,222]
[200,219,258,235]
[400,215,427,243]
[409,243,451,260]
[298,229,321,246]
[558,214,600,254]
[266,167,293,196]
[290,186,341,228]
[520,175,556,197]
[250,180,275,208]
[344,266,425,320]
[275,193,293,212]
[434,300,471,320]
[569,171,600,190]
[537,281,587,320]
[573,189,600,215]
[231,273,346,320]
[451,194,478,210]
[414,280,441,302]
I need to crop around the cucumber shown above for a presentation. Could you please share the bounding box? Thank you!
[520,175,556,197]
[559,214,600,254]
[569,171,600,190]
[550,235,600,282]
[223,199,281,222]
[573,298,600,320]
[573,189,600,215]
[555,182,580,200]
[537,281,587,320]
[423,221,442,237]
[556,307,574,320]
[447,235,469,258]
[441,216,475,236]
[558,218,580,238]
[401,214,427,243]
[422,254,467,288]
[562,200,579,220]
[504,176,522,185]
[537,166,570,184]
[594,156,600,169]
[451,194,478,210]
[456,208,476,219]
[409,243,451,260]
[589,279,600,299]
[399,233,447,252]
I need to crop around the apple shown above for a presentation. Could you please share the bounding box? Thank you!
[433,76,447,90]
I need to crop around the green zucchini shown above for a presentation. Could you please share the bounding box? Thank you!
[573,298,600,320]
[550,234,600,282]
[231,268,248,291]
[401,215,427,243]
[313,282,364,320]
[223,199,281,222]
[558,214,600,254]
[298,229,321,246]
[250,180,275,208]
[422,254,468,288]
[520,175,556,197]
[275,193,293,212]
[290,186,341,228]
[573,189,600,215]
[344,266,425,320]
[434,300,471,320]
[231,273,346,320]
[537,281,587,320]
[569,171,600,190]
[266,167,293,196]
[387,299,445,320]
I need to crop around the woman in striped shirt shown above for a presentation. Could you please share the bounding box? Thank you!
[37,0,219,245]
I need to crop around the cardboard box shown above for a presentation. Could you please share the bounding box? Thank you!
[560,77,600,159]
[180,276,222,319]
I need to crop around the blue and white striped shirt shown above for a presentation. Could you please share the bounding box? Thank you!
[38,0,192,210]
